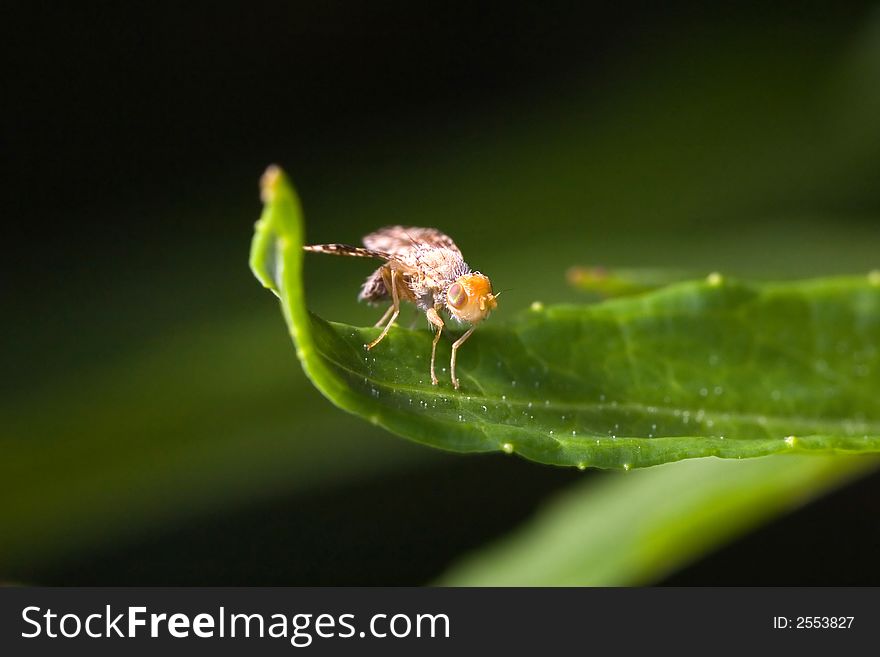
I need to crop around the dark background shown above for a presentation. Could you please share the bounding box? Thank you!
[3,1,879,585]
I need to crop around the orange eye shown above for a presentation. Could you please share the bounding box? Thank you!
[447,282,467,308]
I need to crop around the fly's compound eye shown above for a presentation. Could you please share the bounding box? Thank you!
[447,282,468,309]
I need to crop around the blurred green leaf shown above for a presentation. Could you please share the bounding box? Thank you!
[0,313,436,574]
[438,454,879,585]
[567,266,699,298]
[251,168,880,470]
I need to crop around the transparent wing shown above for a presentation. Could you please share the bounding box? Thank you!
[363,225,461,257]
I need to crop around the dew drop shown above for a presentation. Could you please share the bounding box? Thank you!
[714,386,723,396]
[706,272,723,286]
[784,435,797,447]
[481,405,488,412]
[530,301,544,311]
[699,387,708,397]
[501,442,514,454]
[577,463,587,471]
[623,463,632,471]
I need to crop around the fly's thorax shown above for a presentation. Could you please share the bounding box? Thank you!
[407,246,469,284]
[444,272,498,324]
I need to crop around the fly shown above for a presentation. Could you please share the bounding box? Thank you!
[304,226,498,389]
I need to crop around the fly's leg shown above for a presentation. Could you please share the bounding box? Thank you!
[450,326,476,390]
[366,268,400,350]
[373,304,395,328]
[426,307,445,386]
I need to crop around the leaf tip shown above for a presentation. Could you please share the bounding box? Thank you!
[260,164,284,203]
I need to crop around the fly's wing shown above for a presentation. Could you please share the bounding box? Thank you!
[363,226,461,257]
[307,232,443,304]
[305,242,393,300]
[303,243,392,259]
[304,241,419,276]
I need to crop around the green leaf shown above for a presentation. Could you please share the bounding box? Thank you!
[251,166,880,470]
[437,454,879,586]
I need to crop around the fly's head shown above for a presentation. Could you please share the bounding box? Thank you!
[445,273,498,324]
